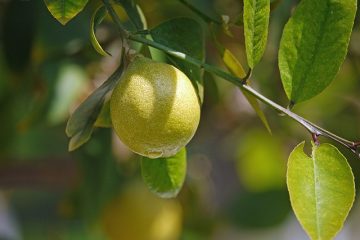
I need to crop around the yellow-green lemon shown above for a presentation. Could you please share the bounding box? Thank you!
[101,181,183,240]
[110,56,200,158]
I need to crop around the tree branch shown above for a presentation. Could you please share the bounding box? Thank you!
[103,3,360,158]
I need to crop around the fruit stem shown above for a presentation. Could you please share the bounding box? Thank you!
[103,2,360,158]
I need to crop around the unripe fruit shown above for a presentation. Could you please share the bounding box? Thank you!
[110,56,200,158]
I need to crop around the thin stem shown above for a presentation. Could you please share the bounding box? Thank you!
[103,3,360,158]
[102,0,129,40]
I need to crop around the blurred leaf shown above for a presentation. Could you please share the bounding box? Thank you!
[7,124,68,159]
[203,72,219,105]
[287,142,355,240]
[47,63,87,125]
[223,49,247,78]
[223,49,271,133]
[228,190,290,228]
[94,98,112,128]
[179,0,222,24]
[2,1,36,72]
[236,129,285,192]
[151,17,205,103]
[90,5,110,56]
[243,0,270,68]
[242,91,271,133]
[114,0,146,30]
[141,148,187,198]
[66,64,124,151]
[278,0,356,104]
[68,126,94,152]
[77,128,123,225]
[44,0,89,25]
[270,0,283,11]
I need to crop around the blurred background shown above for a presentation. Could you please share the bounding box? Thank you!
[0,0,360,239]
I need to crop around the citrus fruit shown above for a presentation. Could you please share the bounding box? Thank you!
[101,181,182,240]
[110,56,200,158]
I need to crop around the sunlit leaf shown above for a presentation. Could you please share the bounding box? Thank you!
[44,0,89,25]
[223,49,271,133]
[141,148,187,198]
[90,5,110,56]
[243,0,270,68]
[287,142,355,240]
[278,0,357,104]
[223,49,247,78]
[151,17,205,103]
[66,65,124,151]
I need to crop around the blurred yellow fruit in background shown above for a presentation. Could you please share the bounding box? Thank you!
[101,181,183,240]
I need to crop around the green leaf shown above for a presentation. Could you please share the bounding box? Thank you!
[150,17,205,103]
[222,49,271,133]
[287,142,355,240]
[44,0,89,25]
[66,65,124,151]
[90,5,110,56]
[278,0,357,104]
[243,0,270,68]
[94,98,112,128]
[179,0,222,24]
[141,148,187,198]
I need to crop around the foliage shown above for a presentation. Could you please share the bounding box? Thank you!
[278,0,357,104]
[287,142,355,239]
[1,0,359,239]
[48,0,358,238]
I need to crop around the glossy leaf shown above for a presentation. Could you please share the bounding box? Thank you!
[151,17,205,103]
[141,148,187,198]
[66,65,124,151]
[279,0,357,103]
[243,0,270,68]
[287,142,355,240]
[44,0,89,25]
[223,49,271,133]
[90,5,110,56]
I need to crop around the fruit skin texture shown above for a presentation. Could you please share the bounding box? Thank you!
[101,181,182,240]
[110,56,200,158]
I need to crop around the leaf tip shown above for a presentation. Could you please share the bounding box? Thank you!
[151,188,181,199]
[58,18,70,26]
